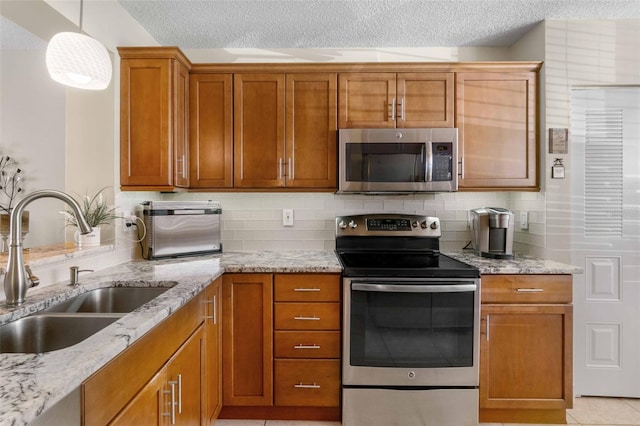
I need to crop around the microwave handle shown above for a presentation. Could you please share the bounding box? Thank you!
[388,98,396,121]
[425,142,433,182]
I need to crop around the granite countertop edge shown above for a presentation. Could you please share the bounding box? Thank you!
[0,249,580,425]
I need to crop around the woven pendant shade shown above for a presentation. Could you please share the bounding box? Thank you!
[46,32,112,90]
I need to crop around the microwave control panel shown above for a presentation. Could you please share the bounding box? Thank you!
[431,142,453,181]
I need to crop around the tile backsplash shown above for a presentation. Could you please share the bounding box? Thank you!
[117,191,545,256]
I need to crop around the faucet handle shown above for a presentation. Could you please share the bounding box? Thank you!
[69,266,94,287]
[25,265,40,288]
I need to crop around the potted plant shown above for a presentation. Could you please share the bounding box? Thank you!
[61,187,118,247]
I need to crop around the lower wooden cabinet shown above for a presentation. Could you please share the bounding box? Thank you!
[222,273,274,406]
[204,278,223,423]
[274,359,340,407]
[109,368,167,425]
[221,273,341,421]
[82,282,222,426]
[110,327,204,425]
[479,274,573,424]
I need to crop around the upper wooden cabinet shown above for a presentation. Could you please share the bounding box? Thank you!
[456,72,538,191]
[118,49,541,192]
[233,73,337,189]
[189,74,233,188]
[338,72,454,128]
[119,47,191,191]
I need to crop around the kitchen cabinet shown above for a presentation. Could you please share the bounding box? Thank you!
[233,73,337,189]
[222,273,274,406]
[338,72,454,128]
[479,274,573,424]
[456,72,538,190]
[82,287,206,426]
[119,47,191,191]
[204,277,223,424]
[221,273,341,421]
[110,326,204,425]
[273,274,341,407]
[189,74,233,188]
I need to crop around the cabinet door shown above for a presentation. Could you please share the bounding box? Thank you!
[480,304,573,411]
[120,58,173,189]
[397,72,454,128]
[222,274,274,406]
[109,370,167,426]
[174,60,190,188]
[234,74,285,188]
[456,72,538,190]
[204,278,223,423]
[338,73,396,128]
[189,74,233,188]
[285,73,337,189]
[167,326,204,425]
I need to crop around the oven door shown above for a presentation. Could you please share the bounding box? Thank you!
[343,277,480,387]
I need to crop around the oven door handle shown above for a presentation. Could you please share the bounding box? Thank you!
[351,283,477,293]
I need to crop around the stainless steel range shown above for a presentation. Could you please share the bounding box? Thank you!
[335,214,481,426]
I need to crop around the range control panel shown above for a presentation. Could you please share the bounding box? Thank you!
[336,214,441,238]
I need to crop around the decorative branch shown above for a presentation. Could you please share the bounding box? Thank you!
[0,156,24,214]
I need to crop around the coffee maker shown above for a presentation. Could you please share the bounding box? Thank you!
[470,207,515,259]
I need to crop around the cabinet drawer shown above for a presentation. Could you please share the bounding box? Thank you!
[482,275,572,304]
[275,303,340,330]
[274,359,340,407]
[274,331,340,359]
[275,274,341,302]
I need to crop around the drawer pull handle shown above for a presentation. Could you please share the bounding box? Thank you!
[294,344,321,349]
[295,382,321,389]
[294,288,321,292]
[294,315,320,321]
[516,288,544,293]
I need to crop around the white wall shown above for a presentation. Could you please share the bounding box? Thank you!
[544,19,640,264]
[0,49,67,247]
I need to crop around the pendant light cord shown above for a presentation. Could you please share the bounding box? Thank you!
[78,0,84,33]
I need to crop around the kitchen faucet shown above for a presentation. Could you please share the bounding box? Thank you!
[3,190,92,306]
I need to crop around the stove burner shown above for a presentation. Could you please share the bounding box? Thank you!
[335,214,480,279]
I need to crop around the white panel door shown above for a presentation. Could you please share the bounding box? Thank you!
[571,87,640,397]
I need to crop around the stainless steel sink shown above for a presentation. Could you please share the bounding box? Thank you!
[0,314,120,353]
[0,286,173,354]
[45,287,170,313]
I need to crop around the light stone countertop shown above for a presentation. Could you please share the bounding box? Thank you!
[0,248,579,425]
[446,250,584,275]
[0,250,341,426]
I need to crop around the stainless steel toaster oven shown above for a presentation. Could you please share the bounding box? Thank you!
[140,201,222,259]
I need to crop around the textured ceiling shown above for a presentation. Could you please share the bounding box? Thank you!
[118,0,640,49]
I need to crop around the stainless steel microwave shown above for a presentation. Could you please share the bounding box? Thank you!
[338,128,458,193]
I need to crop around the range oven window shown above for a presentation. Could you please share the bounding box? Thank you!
[346,142,426,183]
[349,284,475,368]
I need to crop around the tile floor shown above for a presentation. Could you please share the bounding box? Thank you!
[213,397,640,426]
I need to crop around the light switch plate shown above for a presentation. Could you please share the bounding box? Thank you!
[520,211,529,230]
[283,209,294,226]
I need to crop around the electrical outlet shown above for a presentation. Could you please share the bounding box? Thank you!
[520,211,529,230]
[282,209,294,227]
[123,212,137,231]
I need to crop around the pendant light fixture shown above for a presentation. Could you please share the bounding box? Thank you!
[45,0,112,90]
